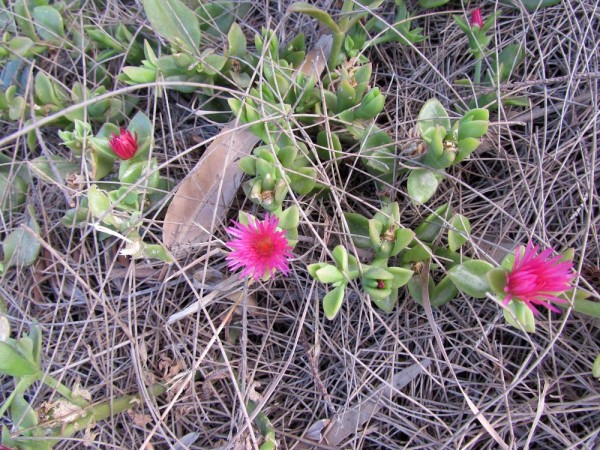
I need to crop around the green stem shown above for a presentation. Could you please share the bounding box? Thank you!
[474,59,482,86]
[371,257,389,267]
[328,31,345,70]
[42,374,90,408]
[49,383,166,439]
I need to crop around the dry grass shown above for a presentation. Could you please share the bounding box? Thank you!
[1,1,599,449]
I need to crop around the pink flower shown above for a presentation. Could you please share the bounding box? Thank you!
[109,129,138,160]
[503,242,575,315]
[470,9,484,29]
[226,213,293,280]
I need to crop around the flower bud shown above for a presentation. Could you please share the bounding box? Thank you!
[471,9,483,29]
[109,129,138,160]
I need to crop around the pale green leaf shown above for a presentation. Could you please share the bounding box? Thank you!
[448,260,493,298]
[407,169,439,204]
[417,98,450,136]
[448,214,471,251]
[33,5,65,40]
[29,156,80,185]
[323,285,345,319]
[142,0,201,53]
[2,206,41,270]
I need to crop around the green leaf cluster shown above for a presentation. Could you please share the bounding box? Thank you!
[309,202,415,317]
[238,141,324,213]
[0,1,140,136]
[365,0,426,47]
[407,99,489,203]
[454,11,497,60]
[289,0,383,68]
[308,245,358,319]
[36,113,171,262]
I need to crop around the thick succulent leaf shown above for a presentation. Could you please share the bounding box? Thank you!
[448,214,471,251]
[143,0,201,53]
[448,260,493,298]
[407,169,439,204]
[323,285,345,319]
[2,206,41,270]
[417,98,450,136]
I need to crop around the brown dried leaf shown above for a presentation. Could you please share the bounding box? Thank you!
[162,35,332,258]
[82,426,97,447]
[128,410,153,427]
[48,399,88,424]
[159,355,184,379]
[72,383,92,403]
[162,124,260,255]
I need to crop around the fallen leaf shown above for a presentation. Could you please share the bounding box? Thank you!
[47,399,87,424]
[162,35,332,258]
[128,410,153,427]
[72,383,92,402]
[82,426,97,447]
[159,356,184,379]
[162,124,260,255]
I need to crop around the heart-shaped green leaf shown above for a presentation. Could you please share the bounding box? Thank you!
[407,169,439,204]
[417,98,450,136]
[2,206,41,271]
[143,0,201,54]
[448,260,493,298]
[0,342,39,377]
[323,285,345,319]
[448,214,471,251]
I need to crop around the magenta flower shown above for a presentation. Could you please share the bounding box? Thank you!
[226,213,293,280]
[503,242,575,315]
[109,129,139,160]
[470,9,484,29]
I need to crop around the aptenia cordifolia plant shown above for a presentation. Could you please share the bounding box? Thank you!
[0,0,599,448]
